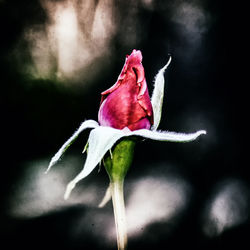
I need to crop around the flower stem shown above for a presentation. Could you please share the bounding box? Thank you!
[111,179,127,250]
[103,138,136,250]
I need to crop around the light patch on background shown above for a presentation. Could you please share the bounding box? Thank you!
[19,0,116,82]
[169,0,211,61]
[24,26,55,79]
[72,172,191,247]
[171,2,209,43]
[90,0,116,48]
[126,176,190,238]
[15,0,156,84]
[203,179,250,237]
[140,0,154,9]
[12,0,213,85]
[9,160,191,247]
[43,0,116,81]
[52,0,81,77]
[9,155,105,218]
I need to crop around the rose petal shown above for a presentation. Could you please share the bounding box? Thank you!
[46,120,99,173]
[98,50,153,130]
[151,56,172,131]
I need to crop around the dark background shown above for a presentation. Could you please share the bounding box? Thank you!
[1,0,249,249]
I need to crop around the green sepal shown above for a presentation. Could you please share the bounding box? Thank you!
[103,138,136,182]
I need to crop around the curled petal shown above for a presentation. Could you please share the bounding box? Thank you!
[46,120,99,173]
[129,129,206,142]
[151,56,172,131]
[64,126,126,199]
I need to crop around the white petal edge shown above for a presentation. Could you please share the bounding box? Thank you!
[64,126,126,200]
[45,120,99,174]
[151,56,172,131]
[130,129,206,142]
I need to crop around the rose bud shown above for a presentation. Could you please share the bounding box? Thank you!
[98,49,154,131]
[47,49,206,250]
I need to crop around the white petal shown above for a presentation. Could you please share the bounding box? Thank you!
[64,126,126,199]
[151,56,172,131]
[46,120,99,173]
[130,129,206,142]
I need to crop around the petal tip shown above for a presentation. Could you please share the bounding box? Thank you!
[64,181,76,200]
[199,130,207,135]
[160,56,172,73]
[45,161,54,174]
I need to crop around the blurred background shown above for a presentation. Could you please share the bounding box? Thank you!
[1,0,249,249]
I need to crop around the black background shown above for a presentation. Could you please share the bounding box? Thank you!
[1,0,249,249]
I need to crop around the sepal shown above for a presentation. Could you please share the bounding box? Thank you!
[151,56,172,131]
[46,120,99,174]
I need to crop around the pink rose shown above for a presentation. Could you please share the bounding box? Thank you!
[98,49,154,131]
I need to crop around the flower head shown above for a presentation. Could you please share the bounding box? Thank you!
[98,49,153,131]
[46,50,206,199]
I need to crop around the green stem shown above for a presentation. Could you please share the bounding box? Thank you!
[111,180,127,250]
[103,138,136,250]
